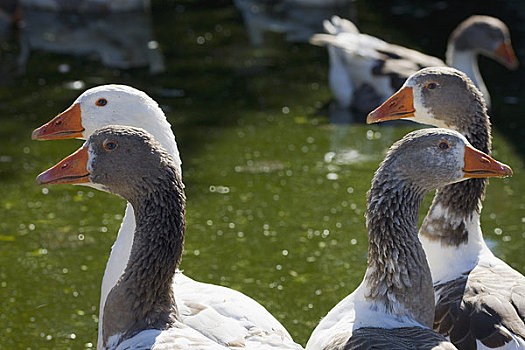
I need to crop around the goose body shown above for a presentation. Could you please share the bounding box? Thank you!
[311,15,518,111]
[306,128,511,349]
[18,9,165,74]
[368,67,525,349]
[32,85,302,350]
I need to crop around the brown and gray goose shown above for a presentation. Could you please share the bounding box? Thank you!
[35,126,303,350]
[305,128,511,350]
[32,85,303,350]
[310,15,518,112]
[368,66,525,349]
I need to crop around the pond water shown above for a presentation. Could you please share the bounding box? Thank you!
[1,1,525,349]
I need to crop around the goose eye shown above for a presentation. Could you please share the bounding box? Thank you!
[426,82,438,90]
[103,140,118,151]
[96,98,108,107]
[438,141,450,150]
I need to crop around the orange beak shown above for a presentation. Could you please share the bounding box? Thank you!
[463,145,512,178]
[36,147,90,185]
[494,40,519,70]
[367,87,415,124]
[32,103,84,140]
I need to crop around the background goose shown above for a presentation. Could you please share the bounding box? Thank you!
[32,85,302,350]
[310,15,518,112]
[305,128,511,350]
[367,67,525,349]
[19,0,149,13]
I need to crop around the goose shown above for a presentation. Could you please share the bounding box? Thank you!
[32,85,303,350]
[34,126,269,348]
[310,15,518,111]
[35,126,304,349]
[367,66,525,349]
[305,128,511,349]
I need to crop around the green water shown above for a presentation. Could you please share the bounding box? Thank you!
[1,2,525,349]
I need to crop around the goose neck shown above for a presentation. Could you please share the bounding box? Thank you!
[446,47,490,107]
[102,172,185,348]
[365,173,434,328]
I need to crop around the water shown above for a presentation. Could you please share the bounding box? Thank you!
[1,1,525,349]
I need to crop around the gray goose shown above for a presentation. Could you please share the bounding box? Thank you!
[32,85,302,350]
[305,128,511,350]
[310,15,518,111]
[36,126,303,350]
[368,66,525,349]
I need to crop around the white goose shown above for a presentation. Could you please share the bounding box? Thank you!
[310,15,518,111]
[368,67,525,349]
[32,85,303,350]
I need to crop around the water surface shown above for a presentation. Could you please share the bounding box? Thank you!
[1,2,524,349]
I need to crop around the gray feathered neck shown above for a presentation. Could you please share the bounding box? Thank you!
[365,157,435,328]
[102,158,185,347]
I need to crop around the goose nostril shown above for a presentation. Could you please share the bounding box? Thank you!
[55,119,62,126]
[61,163,68,169]
[481,157,490,164]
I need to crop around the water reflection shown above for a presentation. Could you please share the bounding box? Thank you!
[16,6,164,73]
[234,0,356,45]
[19,0,149,13]
[325,105,401,168]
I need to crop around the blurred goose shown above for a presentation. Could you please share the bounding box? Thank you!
[310,15,518,111]
[19,0,149,12]
[32,86,302,350]
[367,67,525,349]
[305,128,511,350]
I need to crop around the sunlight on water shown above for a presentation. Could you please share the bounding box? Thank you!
[0,1,524,349]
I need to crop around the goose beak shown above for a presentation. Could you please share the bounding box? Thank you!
[366,87,415,124]
[463,145,512,178]
[36,147,90,185]
[494,40,519,70]
[32,103,84,140]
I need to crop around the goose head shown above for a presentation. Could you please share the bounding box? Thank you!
[35,125,177,202]
[448,15,518,70]
[367,67,485,131]
[380,128,511,191]
[31,84,181,174]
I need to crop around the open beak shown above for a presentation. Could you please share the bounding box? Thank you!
[367,87,415,124]
[494,40,519,70]
[36,147,90,185]
[463,145,512,178]
[32,103,84,140]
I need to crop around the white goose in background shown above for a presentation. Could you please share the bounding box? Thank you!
[367,67,525,349]
[310,15,518,112]
[32,85,303,350]
[305,128,511,349]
